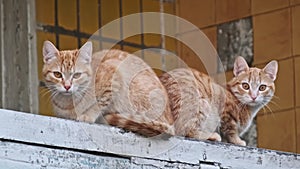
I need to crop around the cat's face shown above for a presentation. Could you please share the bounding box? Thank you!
[228,57,278,107]
[42,41,93,95]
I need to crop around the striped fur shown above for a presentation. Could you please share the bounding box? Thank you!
[159,57,278,146]
[42,41,174,137]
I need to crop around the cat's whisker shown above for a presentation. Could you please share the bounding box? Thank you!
[264,104,276,119]
[39,84,60,104]
[267,100,280,109]
[261,106,268,115]
[40,88,51,97]
[265,96,280,102]
[40,90,52,99]
[42,90,55,104]
[50,91,59,100]
[46,95,53,103]
[258,102,275,118]
[265,104,273,114]
[271,95,280,100]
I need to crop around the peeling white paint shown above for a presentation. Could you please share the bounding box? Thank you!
[0,109,299,169]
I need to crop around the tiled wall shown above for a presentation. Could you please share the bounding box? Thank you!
[177,0,300,153]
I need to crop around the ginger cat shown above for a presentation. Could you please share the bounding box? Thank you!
[159,57,278,146]
[42,41,174,136]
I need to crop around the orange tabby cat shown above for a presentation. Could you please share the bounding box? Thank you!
[159,57,278,145]
[42,41,174,136]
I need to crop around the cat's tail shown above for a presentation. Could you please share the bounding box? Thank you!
[103,113,175,138]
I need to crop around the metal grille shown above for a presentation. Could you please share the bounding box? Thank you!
[36,0,176,55]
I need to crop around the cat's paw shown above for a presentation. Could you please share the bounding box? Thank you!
[227,136,247,146]
[208,132,221,142]
[76,114,96,123]
[235,139,246,146]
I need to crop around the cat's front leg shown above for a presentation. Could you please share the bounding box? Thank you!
[221,119,246,146]
[76,104,102,123]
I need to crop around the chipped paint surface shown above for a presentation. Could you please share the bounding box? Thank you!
[0,109,299,169]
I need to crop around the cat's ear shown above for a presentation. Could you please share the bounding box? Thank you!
[78,41,92,63]
[233,56,249,76]
[43,40,59,63]
[263,60,278,81]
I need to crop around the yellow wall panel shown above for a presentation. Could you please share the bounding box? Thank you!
[257,110,296,153]
[59,35,78,50]
[58,0,77,30]
[295,57,300,107]
[122,0,140,15]
[163,1,175,14]
[165,36,176,52]
[101,0,120,25]
[253,9,292,64]
[177,0,215,29]
[122,5,141,44]
[100,0,121,40]
[101,42,121,50]
[123,45,140,54]
[144,34,161,47]
[291,0,300,5]
[292,5,300,56]
[124,35,141,45]
[36,0,55,25]
[201,26,217,48]
[179,41,208,74]
[296,108,300,153]
[80,0,99,34]
[216,0,251,23]
[142,0,159,12]
[252,0,289,15]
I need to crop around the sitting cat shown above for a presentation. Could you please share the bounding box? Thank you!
[42,40,174,137]
[159,57,278,145]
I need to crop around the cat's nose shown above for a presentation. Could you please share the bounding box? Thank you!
[64,85,71,91]
[251,95,257,100]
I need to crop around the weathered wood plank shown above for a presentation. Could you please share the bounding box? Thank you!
[27,0,39,114]
[0,140,199,169]
[0,0,38,113]
[0,141,129,169]
[131,157,201,169]
[0,0,3,108]
[0,109,299,169]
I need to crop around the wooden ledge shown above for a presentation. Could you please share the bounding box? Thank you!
[0,109,299,169]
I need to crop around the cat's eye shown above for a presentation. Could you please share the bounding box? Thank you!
[259,85,267,91]
[73,72,82,79]
[242,83,250,90]
[53,71,62,78]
